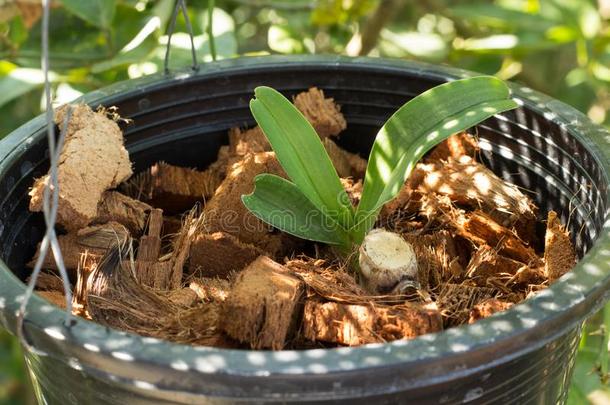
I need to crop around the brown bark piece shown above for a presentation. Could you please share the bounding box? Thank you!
[427,132,479,162]
[29,104,132,230]
[419,159,538,242]
[188,232,265,278]
[96,191,152,235]
[544,211,576,281]
[30,222,129,271]
[189,278,231,303]
[203,152,287,254]
[302,301,442,346]
[220,256,304,350]
[293,87,347,138]
[458,211,541,265]
[468,298,513,324]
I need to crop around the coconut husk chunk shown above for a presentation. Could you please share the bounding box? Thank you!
[403,230,463,289]
[135,209,165,288]
[457,211,541,266]
[227,87,346,158]
[436,283,497,327]
[427,132,479,162]
[228,126,269,156]
[220,256,304,350]
[466,245,525,285]
[468,298,513,324]
[202,152,287,255]
[188,232,266,278]
[167,288,200,307]
[130,162,223,214]
[29,221,129,271]
[302,301,442,346]
[36,290,67,309]
[189,277,230,303]
[29,104,132,230]
[340,177,363,207]
[419,159,537,242]
[95,191,152,235]
[544,211,576,281]
[28,271,65,291]
[293,87,347,138]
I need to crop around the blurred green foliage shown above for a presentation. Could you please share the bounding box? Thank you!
[0,0,609,404]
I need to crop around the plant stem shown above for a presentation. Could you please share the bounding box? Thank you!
[208,0,217,61]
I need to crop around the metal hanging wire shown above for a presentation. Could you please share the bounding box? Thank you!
[164,0,199,74]
[16,0,74,353]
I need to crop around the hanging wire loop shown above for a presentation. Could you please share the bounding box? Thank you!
[16,0,75,354]
[164,0,199,74]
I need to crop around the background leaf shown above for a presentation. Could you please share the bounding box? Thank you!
[60,0,117,29]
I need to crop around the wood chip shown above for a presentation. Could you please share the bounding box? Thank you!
[29,104,132,230]
[220,256,304,350]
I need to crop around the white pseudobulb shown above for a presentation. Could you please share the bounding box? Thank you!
[359,228,418,293]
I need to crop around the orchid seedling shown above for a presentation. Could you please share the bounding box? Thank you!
[242,77,517,289]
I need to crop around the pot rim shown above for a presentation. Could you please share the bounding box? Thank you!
[0,55,609,383]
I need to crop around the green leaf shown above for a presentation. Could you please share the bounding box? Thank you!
[250,86,354,228]
[60,0,116,29]
[354,76,518,241]
[242,174,350,247]
[0,67,55,108]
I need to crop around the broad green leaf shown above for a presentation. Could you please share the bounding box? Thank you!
[250,86,354,228]
[354,76,518,241]
[61,0,116,29]
[449,4,555,31]
[242,174,350,248]
[0,68,55,108]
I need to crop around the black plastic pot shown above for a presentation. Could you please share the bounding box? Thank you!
[0,56,609,404]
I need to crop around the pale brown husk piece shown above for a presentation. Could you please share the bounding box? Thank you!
[29,104,132,230]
